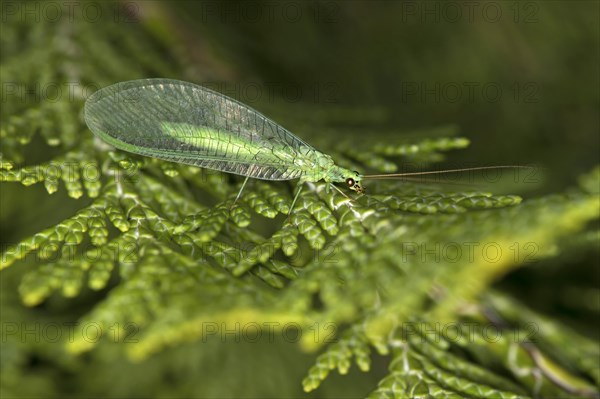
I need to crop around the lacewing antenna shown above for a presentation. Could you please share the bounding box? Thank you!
[362,165,534,180]
[377,176,481,187]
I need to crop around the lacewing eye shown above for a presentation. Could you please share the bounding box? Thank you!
[346,178,355,186]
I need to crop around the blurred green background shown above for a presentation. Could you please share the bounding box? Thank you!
[1,1,598,398]
[167,1,599,190]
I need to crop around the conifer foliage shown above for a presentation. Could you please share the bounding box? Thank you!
[1,2,598,398]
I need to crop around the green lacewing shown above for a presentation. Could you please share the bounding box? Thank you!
[84,79,525,211]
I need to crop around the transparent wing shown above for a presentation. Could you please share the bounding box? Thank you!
[84,78,316,180]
